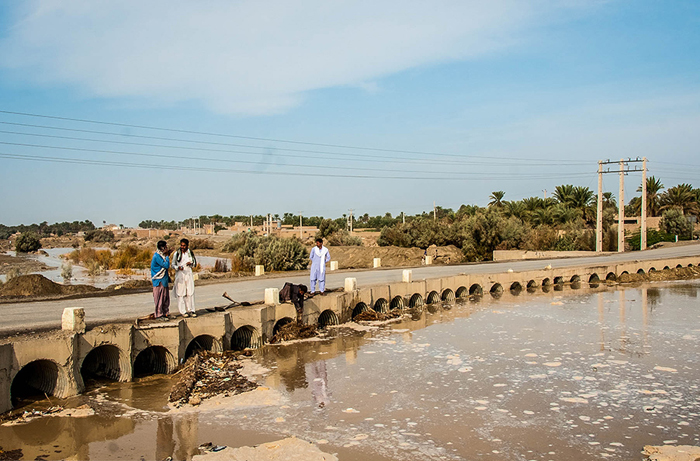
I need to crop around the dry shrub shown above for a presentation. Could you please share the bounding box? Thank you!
[69,245,152,271]
[189,238,214,250]
[229,254,245,272]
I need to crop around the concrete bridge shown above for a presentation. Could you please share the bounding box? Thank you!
[1,251,700,414]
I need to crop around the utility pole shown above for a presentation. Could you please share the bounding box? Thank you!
[543,189,547,199]
[433,201,436,221]
[618,159,625,253]
[299,211,303,239]
[596,161,603,252]
[348,209,354,233]
[402,212,405,224]
[641,157,647,250]
[596,158,644,253]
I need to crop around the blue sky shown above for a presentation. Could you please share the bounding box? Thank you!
[0,0,699,226]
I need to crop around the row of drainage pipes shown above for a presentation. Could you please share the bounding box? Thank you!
[9,264,697,407]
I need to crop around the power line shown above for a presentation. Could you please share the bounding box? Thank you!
[0,140,595,178]
[0,109,591,165]
[0,151,593,181]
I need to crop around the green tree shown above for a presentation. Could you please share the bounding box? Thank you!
[635,176,664,217]
[660,184,699,216]
[659,208,693,239]
[488,191,505,208]
[15,232,42,253]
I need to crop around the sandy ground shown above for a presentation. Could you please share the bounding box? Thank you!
[193,437,338,461]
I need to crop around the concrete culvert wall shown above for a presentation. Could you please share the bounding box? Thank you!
[490,283,503,298]
[273,318,295,336]
[11,359,67,404]
[373,298,389,314]
[390,296,405,310]
[352,302,370,319]
[81,344,124,382]
[318,309,339,327]
[441,289,455,303]
[606,272,616,281]
[455,286,468,298]
[133,346,176,377]
[427,291,440,304]
[409,293,423,309]
[510,282,522,295]
[589,274,600,283]
[469,284,483,296]
[231,325,262,350]
[185,335,219,359]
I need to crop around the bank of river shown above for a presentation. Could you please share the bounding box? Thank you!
[2,280,700,460]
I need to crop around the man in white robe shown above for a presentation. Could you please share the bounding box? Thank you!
[172,238,197,317]
[309,238,331,294]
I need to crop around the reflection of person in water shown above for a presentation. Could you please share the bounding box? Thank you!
[305,360,331,408]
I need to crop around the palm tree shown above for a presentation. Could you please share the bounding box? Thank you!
[504,201,528,222]
[636,176,664,217]
[532,208,554,226]
[488,191,505,208]
[553,205,582,224]
[553,185,575,205]
[660,184,699,216]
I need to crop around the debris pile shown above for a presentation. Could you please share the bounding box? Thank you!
[169,351,257,407]
[270,322,318,343]
[0,446,23,461]
[354,310,402,322]
[618,266,700,283]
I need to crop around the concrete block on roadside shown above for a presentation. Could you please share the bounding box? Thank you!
[330,261,339,271]
[402,269,412,283]
[255,265,265,276]
[62,307,85,334]
[425,255,433,265]
[345,277,357,292]
[373,258,381,268]
[264,288,279,305]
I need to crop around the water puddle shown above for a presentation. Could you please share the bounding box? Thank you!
[2,281,700,460]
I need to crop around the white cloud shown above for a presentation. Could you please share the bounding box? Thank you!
[1,0,589,115]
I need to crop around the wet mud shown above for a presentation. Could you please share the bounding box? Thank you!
[2,280,700,460]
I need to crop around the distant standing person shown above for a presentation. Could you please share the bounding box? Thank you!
[150,240,172,321]
[172,238,197,318]
[309,238,330,294]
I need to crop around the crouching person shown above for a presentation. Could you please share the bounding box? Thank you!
[279,282,308,323]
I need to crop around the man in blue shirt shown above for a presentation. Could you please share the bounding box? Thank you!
[150,240,172,321]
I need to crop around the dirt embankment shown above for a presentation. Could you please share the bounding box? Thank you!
[0,274,100,299]
[327,245,462,269]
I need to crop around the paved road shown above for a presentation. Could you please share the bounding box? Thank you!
[2,244,700,335]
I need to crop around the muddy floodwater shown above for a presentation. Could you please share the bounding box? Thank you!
[2,281,700,460]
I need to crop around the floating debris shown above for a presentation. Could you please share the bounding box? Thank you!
[270,322,318,344]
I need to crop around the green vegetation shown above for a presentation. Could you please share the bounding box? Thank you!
[15,232,42,253]
[0,220,94,239]
[222,234,308,271]
[659,208,694,239]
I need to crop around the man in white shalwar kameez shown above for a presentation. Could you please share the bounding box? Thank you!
[172,238,197,317]
[309,238,331,294]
